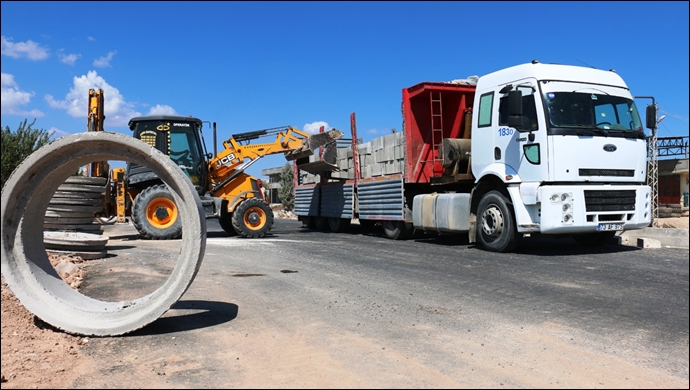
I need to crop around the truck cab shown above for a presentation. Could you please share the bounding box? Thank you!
[470,62,651,250]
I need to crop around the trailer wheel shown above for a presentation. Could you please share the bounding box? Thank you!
[314,216,330,231]
[328,217,351,233]
[232,198,273,238]
[476,190,522,252]
[382,220,413,240]
[358,219,377,229]
[218,212,238,236]
[132,184,182,240]
[302,216,317,229]
[571,231,616,246]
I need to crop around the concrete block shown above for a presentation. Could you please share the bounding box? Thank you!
[371,164,382,177]
[637,237,662,248]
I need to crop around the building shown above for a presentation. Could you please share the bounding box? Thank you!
[658,157,689,216]
[261,166,285,204]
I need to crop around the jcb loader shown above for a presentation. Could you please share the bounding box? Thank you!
[86,88,343,239]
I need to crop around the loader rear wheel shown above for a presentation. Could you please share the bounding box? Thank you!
[476,190,522,252]
[132,184,182,240]
[232,198,273,238]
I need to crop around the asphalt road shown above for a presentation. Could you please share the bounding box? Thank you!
[72,219,689,388]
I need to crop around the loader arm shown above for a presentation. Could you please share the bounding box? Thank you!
[207,126,343,193]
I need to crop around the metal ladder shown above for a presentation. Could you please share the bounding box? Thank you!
[430,91,444,174]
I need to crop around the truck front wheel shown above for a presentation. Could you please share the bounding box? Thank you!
[132,184,182,240]
[232,198,274,238]
[476,190,522,252]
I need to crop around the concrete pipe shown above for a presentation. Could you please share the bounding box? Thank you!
[1,131,206,336]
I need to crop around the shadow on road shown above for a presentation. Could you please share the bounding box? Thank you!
[127,300,238,337]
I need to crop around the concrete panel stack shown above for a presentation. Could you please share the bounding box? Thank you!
[358,132,405,179]
[331,146,355,179]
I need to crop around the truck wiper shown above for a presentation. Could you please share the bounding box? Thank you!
[606,129,644,139]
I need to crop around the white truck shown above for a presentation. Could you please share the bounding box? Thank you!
[295,61,654,252]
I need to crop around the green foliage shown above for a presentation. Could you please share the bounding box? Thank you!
[1,119,54,189]
[278,162,295,211]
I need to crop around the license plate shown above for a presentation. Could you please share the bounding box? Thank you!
[597,223,623,231]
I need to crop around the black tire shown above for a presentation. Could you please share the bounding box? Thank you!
[328,217,351,233]
[572,231,616,246]
[132,184,182,240]
[302,216,317,229]
[314,216,330,231]
[219,213,239,236]
[476,190,522,252]
[382,220,413,240]
[232,198,274,238]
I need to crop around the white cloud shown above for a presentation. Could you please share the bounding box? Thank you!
[57,49,81,65]
[47,126,70,139]
[1,36,49,60]
[0,73,45,117]
[367,128,380,134]
[146,104,177,116]
[44,70,141,127]
[93,50,117,68]
[303,121,330,135]
[87,36,96,42]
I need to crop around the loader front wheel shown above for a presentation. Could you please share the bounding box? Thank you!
[232,198,274,238]
[132,184,182,240]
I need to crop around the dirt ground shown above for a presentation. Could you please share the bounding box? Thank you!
[1,216,688,388]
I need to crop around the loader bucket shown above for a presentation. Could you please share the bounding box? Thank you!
[284,129,344,161]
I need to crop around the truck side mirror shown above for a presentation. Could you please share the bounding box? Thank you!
[508,90,524,130]
[645,104,657,130]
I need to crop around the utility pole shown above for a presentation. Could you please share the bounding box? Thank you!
[636,96,663,227]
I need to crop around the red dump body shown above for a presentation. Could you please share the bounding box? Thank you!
[402,82,476,184]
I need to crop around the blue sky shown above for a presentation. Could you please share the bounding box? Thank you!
[2,1,688,179]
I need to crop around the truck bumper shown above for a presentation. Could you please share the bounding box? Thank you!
[512,184,652,234]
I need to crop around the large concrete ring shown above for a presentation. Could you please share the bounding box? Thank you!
[1,132,206,336]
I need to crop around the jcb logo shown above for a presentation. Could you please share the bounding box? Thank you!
[156,123,170,131]
[215,154,236,168]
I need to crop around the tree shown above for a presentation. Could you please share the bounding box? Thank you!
[278,162,295,211]
[1,119,54,189]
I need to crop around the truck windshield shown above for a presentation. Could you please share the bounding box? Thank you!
[543,91,644,138]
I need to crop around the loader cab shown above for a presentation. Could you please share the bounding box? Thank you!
[127,115,207,192]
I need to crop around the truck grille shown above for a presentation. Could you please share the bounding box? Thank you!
[584,190,636,212]
[579,169,634,177]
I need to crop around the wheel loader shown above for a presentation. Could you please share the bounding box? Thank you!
[85,88,343,239]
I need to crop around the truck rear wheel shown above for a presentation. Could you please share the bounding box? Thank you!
[572,231,616,246]
[328,217,351,233]
[232,198,274,238]
[476,190,522,252]
[382,220,413,240]
[132,184,182,240]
